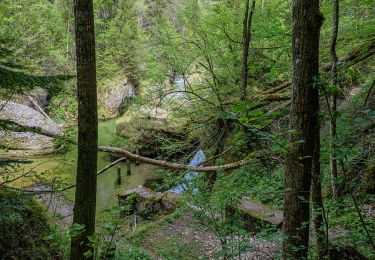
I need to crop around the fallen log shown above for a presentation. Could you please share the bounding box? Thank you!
[238,196,283,230]
[0,119,255,173]
[98,146,256,173]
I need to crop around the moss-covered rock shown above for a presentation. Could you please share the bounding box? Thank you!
[118,186,181,221]
[11,87,49,110]
[98,76,136,119]
[0,131,55,150]
[116,105,187,156]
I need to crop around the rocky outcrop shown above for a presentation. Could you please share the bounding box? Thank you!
[118,186,181,221]
[0,131,55,151]
[11,88,49,110]
[98,77,136,119]
[0,101,62,136]
[0,101,63,158]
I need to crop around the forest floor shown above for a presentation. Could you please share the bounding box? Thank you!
[34,186,280,259]
[128,212,280,260]
[31,82,373,259]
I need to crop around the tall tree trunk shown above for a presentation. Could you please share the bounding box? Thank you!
[70,0,98,259]
[330,0,339,198]
[282,0,323,258]
[241,0,255,100]
[311,126,327,259]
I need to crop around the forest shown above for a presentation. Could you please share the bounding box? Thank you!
[0,0,374,259]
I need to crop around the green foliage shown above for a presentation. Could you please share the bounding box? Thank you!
[155,235,207,260]
[48,92,78,123]
[0,188,56,259]
[114,246,152,260]
[96,0,143,79]
[325,196,375,258]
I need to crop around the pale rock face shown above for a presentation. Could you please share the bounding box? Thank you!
[0,100,62,136]
[0,131,55,151]
[11,87,49,109]
[0,100,63,158]
[99,78,136,119]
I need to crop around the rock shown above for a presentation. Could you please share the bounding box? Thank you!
[161,191,181,212]
[118,186,162,220]
[11,88,49,109]
[237,196,283,231]
[32,184,74,229]
[0,131,64,158]
[98,77,136,119]
[118,186,181,220]
[0,101,63,158]
[0,101,62,136]
[0,131,55,150]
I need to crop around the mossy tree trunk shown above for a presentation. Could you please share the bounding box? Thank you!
[282,0,323,258]
[70,0,98,259]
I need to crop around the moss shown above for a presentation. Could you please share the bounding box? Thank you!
[0,188,57,259]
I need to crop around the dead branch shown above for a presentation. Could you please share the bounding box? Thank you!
[98,146,255,172]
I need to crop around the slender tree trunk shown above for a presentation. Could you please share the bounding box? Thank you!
[282,0,323,258]
[311,126,326,259]
[241,0,255,100]
[70,0,98,259]
[330,0,339,198]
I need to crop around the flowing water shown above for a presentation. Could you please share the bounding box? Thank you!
[169,149,206,194]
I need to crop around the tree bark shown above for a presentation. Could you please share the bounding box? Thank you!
[70,0,98,259]
[330,0,339,198]
[241,0,256,100]
[282,0,323,258]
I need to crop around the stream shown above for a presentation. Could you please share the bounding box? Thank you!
[18,119,159,212]
[7,76,193,212]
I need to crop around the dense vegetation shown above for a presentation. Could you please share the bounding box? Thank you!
[0,0,374,259]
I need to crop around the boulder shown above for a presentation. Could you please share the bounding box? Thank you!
[0,101,62,136]
[11,88,49,110]
[0,131,63,158]
[0,131,55,150]
[0,101,63,158]
[98,77,136,119]
[160,191,181,212]
[118,186,181,220]
[118,186,162,220]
